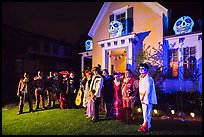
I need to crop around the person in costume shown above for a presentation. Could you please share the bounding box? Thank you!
[17,72,34,115]
[138,63,157,132]
[121,69,139,122]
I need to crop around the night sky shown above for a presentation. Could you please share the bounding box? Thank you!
[2,2,202,45]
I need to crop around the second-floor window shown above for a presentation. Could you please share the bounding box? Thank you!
[183,47,196,79]
[110,6,133,36]
[116,12,126,35]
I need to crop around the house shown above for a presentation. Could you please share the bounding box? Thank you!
[3,24,75,75]
[163,31,202,93]
[2,24,76,105]
[79,2,202,93]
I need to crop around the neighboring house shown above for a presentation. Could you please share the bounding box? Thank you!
[2,24,75,105]
[3,24,75,75]
[163,31,202,93]
[81,2,202,93]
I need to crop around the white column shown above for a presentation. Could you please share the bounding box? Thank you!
[81,55,84,72]
[102,48,105,70]
[126,44,132,70]
[108,50,111,73]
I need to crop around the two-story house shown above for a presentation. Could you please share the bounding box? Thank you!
[79,2,202,93]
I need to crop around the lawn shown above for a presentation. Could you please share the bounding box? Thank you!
[2,102,202,135]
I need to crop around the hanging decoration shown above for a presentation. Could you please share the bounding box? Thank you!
[85,40,93,51]
[108,20,123,38]
[108,49,126,60]
[173,16,194,35]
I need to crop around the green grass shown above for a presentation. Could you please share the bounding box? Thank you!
[2,102,202,135]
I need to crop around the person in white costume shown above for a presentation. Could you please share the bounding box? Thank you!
[138,63,157,132]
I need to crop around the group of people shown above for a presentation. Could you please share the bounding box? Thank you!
[17,63,157,132]
[17,70,79,113]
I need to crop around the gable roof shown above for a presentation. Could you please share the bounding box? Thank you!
[88,2,168,38]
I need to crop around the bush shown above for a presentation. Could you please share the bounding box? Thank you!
[156,90,202,116]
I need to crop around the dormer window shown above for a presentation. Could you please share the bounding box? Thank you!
[110,6,133,36]
[116,12,126,35]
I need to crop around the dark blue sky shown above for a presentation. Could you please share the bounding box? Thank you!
[2,2,202,44]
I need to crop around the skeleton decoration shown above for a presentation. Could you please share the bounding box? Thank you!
[85,40,93,51]
[173,16,194,35]
[109,20,123,38]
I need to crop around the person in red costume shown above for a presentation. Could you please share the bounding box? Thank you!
[121,69,139,122]
[113,72,123,119]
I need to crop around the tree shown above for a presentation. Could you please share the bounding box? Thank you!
[130,42,167,90]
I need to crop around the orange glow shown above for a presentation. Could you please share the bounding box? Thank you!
[170,62,178,77]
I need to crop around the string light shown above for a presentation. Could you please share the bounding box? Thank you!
[109,49,127,60]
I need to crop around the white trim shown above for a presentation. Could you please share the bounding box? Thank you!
[88,2,168,38]
[142,2,168,17]
[98,33,138,45]
[79,51,92,72]
[102,43,130,72]
[164,32,202,40]
[79,51,92,56]
[81,56,84,72]
[99,34,140,73]
[88,2,111,37]
[112,5,129,14]
[102,49,106,70]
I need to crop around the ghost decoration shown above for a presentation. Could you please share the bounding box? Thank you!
[173,16,194,35]
[109,20,123,38]
[85,40,93,51]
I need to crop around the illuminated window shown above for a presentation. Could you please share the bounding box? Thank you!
[168,49,178,78]
[183,47,196,79]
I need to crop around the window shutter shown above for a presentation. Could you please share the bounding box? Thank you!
[127,7,133,33]
[109,14,114,23]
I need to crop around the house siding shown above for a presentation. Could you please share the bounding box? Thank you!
[92,2,165,68]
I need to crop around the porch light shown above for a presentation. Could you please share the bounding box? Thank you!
[190,112,195,118]
[171,109,175,115]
